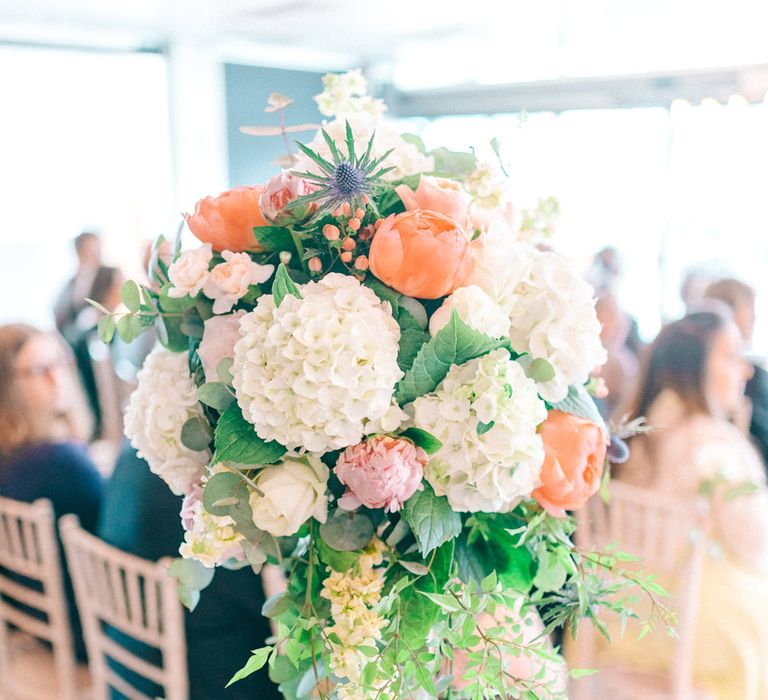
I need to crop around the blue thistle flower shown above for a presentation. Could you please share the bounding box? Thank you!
[287,121,394,220]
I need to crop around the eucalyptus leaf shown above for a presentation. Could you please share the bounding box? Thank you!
[402,482,462,557]
[262,591,293,618]
[525,357,556,383]
[197,382,235,411]
[319,509,374,552]
[119,280,141,312]
[395,310,510,405]
[97,315,115,343]
[214,404,286,465]
[272,263,301,307]
[316,535,360,573]
[180,416,212,451]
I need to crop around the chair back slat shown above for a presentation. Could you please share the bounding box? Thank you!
[0,496,79,700]
[61,514,188,700]
[571,482,708,700]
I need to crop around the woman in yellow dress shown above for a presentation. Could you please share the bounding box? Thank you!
[606,310,768,699]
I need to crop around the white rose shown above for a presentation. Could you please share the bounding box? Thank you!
[197,310,245,383]
[168,244,212,298]
[202,251,274,314]
[429,285,510,338]
[249,455,329,537]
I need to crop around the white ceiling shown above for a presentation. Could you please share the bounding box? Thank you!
[2,0,768,86]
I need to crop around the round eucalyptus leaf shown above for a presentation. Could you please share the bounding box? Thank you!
[320,509,375,552]
[180,416,212,452]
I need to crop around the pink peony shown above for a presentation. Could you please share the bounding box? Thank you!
[259,171,318,225]
[334,436,427,512]
[197,310,245,382]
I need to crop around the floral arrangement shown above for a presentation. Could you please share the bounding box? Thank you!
[99,70,666,699]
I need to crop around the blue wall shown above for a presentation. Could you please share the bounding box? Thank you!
[224,64,325,187]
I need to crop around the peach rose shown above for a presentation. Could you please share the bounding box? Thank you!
[202,251,274,314]
[395,176,471,226]
[533,410,608,518]
[368,210,473,299]
[185,186,267,253]
[197,310,245,382]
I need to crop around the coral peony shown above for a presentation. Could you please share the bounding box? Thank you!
[533,410,608,518]
[335,436,427,513]
[185,186,267,252]
[395,176,471,227]
[368,210,473,299]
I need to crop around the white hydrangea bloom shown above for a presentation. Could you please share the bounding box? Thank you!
[294,112,434,182]
[466,235,606,403]
[233,273,403,453]
[428,285,510,338]
[505,251,606,402]
[411,349,547,513]
[124,347,210,495]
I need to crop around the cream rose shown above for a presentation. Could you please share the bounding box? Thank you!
[167,244,212,298]
[249,455,329,537]
[202,251,274,314]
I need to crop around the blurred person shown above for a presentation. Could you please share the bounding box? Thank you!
[703,278,768,468]
[0,323,104,660]
[679,267,715,315]
[595,289,640,419]
[603,311,768,699]
[98,443,281,700]
[53,231,123,435]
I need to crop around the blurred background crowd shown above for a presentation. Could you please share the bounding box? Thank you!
[1,1,768,699]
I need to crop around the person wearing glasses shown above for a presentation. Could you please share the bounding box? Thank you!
[0,323,104,660]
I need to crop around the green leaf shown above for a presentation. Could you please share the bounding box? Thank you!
[227,646,273,686]
[429,147,478,178]
[364,277,402,315]
[116,314,144,343]
[396,307,429,372]
[167,558,215,612]
[402,482,462,557]
[203,471,250,518]
[552,382,607,431]
[214,403,286,465]
[197,382,235,411]
[119,280,141,312]
[481,571,498,593]
[399,586,441,648]
[253,226,295,253]
[97,315,116,343]
[180,416,212,451]
[319,509,374,552]
[533,550,568,592]
[271,263,302,307]
[284,638,302,669]
[395,310,510,405]
[316,535,360,573]
[569,668,599,679]
[399,427,443,455]
[476,420,495,435]
[525,357,556,383]
[400,134,426,154]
